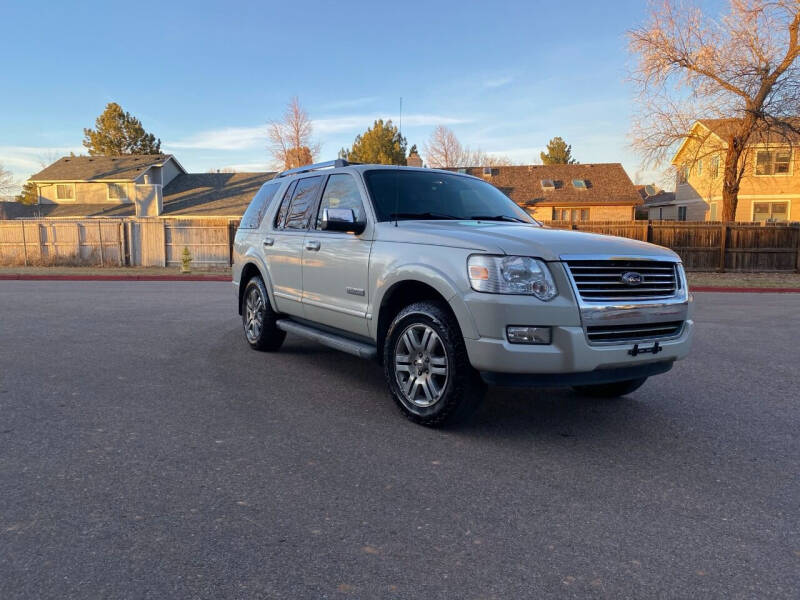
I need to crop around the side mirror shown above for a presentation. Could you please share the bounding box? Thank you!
[321,208,366,234]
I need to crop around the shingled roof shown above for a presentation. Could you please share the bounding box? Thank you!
[452,164,642,207]
[29,155,177,182]
[1,172,276,219]
[698,118,800,144]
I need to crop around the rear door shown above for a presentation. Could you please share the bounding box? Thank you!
[301,173,372,336]
[263,176,323,316]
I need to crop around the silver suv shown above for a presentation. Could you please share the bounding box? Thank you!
[233,160,693,426]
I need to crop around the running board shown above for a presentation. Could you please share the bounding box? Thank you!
[275,319,377,359]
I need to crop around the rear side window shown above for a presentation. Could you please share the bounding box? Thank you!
[284,176,322,230]
[274,180,297,228]
[240,182,280,229]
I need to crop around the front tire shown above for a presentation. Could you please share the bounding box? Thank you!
[242,277,285,351]
[572,377,648,398]
[383,301,485,427]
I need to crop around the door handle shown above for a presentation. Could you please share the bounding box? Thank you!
[263,237,274,247]
[305,240,321,251]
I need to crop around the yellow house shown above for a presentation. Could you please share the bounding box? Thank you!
[670,119,800,222]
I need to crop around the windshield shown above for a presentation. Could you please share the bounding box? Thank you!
[363,169,537,224]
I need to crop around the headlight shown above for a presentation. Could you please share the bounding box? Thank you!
[467,255,557,300]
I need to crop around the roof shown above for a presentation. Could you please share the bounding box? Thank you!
[448,164,642,207]
[29,154,179,182]
[636,185,676,207]
[0,172,276,219]
[161,172,276,216]
[697,118,800,145]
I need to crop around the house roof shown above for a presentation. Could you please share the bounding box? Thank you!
[451,164,642,207]
[698,117,800,144]
[0,172,276,219]
[636,185,676,207]
[161,172,276,216]
[29,154,179,182]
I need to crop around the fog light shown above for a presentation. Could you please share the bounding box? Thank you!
[506,326,552,345]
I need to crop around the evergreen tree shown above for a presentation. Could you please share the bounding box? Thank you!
[347,119,407,165]
[540,137,577,164]
[82,102,161,156]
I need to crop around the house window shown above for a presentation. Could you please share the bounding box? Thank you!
[541,179,555,191]
[697,160,703,176]
[552,207,589,221]
[710,156,720,178]
[678,206,687,221]
[755,150,791,175]
[55,183,74,200]
[709,202,718,221]
[107,183,128,201]
[753,201,789,222]
[678,164,689,184]
[572,179,587,189]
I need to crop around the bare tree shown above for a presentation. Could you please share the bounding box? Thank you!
[424,125,515,168]
[0,162,17,196]
[629,0,800,220]
[268,97,320,170]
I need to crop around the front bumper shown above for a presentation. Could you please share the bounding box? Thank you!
[465,320,693,374]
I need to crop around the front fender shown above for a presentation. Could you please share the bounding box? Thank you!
[371,260,479,341]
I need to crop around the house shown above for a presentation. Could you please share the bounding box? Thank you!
[636,185,679,220]
[451,164,642,221]
[672,119,800,222]
[3,155,275,219]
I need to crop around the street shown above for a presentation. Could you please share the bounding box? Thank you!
[1,281,798,599]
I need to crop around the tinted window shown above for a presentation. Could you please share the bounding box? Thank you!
[240,182,280,229]
[363,169,535,224]
[274,180,296,228]
[315,174,365,229]
[285,176,322,230]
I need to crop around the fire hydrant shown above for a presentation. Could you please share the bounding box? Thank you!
[181,247,192,273]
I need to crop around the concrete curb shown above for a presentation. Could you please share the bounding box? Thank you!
[0,274,230,282]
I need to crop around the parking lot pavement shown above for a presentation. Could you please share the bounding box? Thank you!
[1,281,798,599]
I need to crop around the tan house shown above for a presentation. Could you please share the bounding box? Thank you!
[672,119,800,222]
[451,164,642,222]
[6,155,275,218]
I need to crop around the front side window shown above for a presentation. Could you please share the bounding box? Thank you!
[755,150,792,175]
[107,183,127,201]
[56,183,74,200]
[240,182,280,229]
[363,169,535,224]
[284,176,322,230]
[315,174,365,229]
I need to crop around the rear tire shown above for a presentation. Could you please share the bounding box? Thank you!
[383,301,485,427]
[242,276,285,352]
[572,377,648,398]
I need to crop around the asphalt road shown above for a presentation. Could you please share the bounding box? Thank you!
[1,281,798,599]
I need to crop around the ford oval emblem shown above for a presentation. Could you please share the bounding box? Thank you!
[621,271,643,286]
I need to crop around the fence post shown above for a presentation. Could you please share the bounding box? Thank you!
[21,221,28,266]
[228,221,235,266]
[795,225,800,273]
[162,220,168,267]
[118,221,124,266]
[718,222,728,272]
[646,221,653,243]
[97,221,104,267]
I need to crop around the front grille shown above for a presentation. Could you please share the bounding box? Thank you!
[566,260,679,301]
[586,321,684,344]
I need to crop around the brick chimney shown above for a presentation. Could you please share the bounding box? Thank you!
[407,152,423,168]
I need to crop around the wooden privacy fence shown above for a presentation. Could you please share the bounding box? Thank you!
[545,221,800,272]
[1,217,799,271]
[0,218,240,268]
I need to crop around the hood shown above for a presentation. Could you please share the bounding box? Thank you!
[373,221,678,262]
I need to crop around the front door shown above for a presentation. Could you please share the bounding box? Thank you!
[301,173,372,336]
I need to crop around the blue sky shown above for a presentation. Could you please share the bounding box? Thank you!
[2,0,671,185]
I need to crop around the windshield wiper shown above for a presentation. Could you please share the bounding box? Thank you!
[389,212,462,221]
[470,214,526,223]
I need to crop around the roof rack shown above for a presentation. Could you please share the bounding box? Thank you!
[275,159,358,179]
